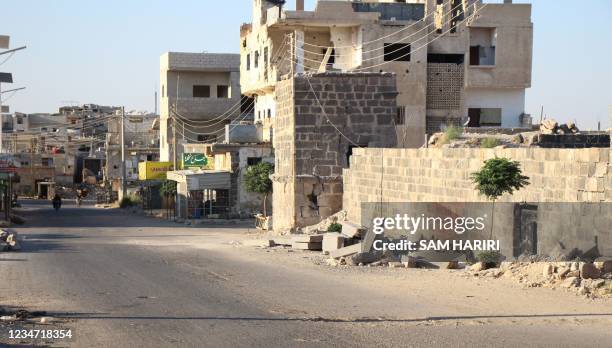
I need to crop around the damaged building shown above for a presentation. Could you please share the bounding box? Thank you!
[241,0,533,148]
[239,0,534,231]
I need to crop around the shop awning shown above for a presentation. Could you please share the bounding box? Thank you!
[166,170,231,191]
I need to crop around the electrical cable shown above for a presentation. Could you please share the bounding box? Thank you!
[300,0,453,50]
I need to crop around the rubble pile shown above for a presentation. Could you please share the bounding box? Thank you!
[0,230,20,251]
[539,119,580,135]
[298,210,348,235]
[273,219,365,253]
[467,259,612,299]
[428,118,584,149]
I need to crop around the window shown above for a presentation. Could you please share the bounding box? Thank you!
[246,54,251,71]
[467,108,502,127]
[384,43,411,62]
[263,47,269,69]
[469,28,496,66]
[321,48,335,66]
[395,107,406,125]
[217,85,229,98]
[428,53,464,64]
[450,0,464,34]
[197,134,216,142]
[254,51,259,68]
[267,109,271,118]
[16,117,23,124]
[247,157,262,166]
[162,85,165,98]
[193,85,210,98]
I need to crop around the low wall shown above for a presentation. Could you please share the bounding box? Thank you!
[343,147,612,257]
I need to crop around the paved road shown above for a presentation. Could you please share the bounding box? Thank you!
[1,201,612,347]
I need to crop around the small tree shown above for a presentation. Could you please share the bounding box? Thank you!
[471,157,530,238]
[159,180,177,198]
[244,162,274,217]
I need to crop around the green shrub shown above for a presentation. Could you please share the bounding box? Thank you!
[159,180,177,197]
[327,222,342,233]
[119,196,141,208]
[480,137,500,148]
[439,125,463,145]
[476,251,502,267]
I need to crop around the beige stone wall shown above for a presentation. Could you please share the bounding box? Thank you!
[272,73,398,231]
[271,76,297,231]
[344,147,612,256]
[344,147,612,223]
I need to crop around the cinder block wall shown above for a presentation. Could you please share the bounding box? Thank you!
[343,147,612,256]
[272,73,398,231]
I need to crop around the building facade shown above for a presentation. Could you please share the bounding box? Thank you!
[159,52,243,165]
[240,0,533,148]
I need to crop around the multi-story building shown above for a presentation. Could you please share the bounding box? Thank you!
[159,52,244,165]
[104,112,159,182]
[240,0,533,148]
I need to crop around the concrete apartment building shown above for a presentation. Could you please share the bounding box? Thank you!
[104,112,159,182]
[159,52,243,165]
[239,0,533,231]
[240,0,533,148]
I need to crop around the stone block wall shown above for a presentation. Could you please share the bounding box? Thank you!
[343,147,612,257]
[272,72,398,231]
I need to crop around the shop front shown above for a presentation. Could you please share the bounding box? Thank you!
[166,170,231,220]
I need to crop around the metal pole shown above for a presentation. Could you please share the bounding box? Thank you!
[120,106,127,200]
[172,114,177,170]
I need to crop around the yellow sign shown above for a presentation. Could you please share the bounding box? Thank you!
[138,161,172,180]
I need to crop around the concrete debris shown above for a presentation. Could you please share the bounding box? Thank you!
[579,262,601,279]
[469,262,485,272]
[292,241,322,251]
[0,230,20,251]
[339,221,365,239]
[328,242,362,259]
[298,210,348,235]
[292,234,325,243]
[348,251,383,266]
[467,261,612,299]
[322,233,345,253]
[594,258,612,274]
[540,119,579,135]
[269,237,292,246]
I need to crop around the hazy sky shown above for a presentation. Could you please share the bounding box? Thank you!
[1,0,611,129]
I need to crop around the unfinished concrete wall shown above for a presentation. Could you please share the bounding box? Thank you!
[343,147,612,257]
[159,52,241,162]
[272,72,398,231]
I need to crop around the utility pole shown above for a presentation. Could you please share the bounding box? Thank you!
[120,106,127,200]
[0,39,27,154]
[172,113,177,170]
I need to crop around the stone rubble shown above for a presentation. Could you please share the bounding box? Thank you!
[466,260,612,299]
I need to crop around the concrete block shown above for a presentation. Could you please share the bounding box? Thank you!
[340,221,366,238]
[292,234,324,243]
[292,242,322,251]
[322,233,345,253]
[329,242,362,259]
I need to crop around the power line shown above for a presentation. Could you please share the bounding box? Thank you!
[300,0,453,50]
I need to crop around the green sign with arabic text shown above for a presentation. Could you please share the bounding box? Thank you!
[182,153,212,169]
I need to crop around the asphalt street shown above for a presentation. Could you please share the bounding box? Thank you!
[1,201,611,347]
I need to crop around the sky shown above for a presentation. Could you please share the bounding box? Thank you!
[1,0,611,129]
